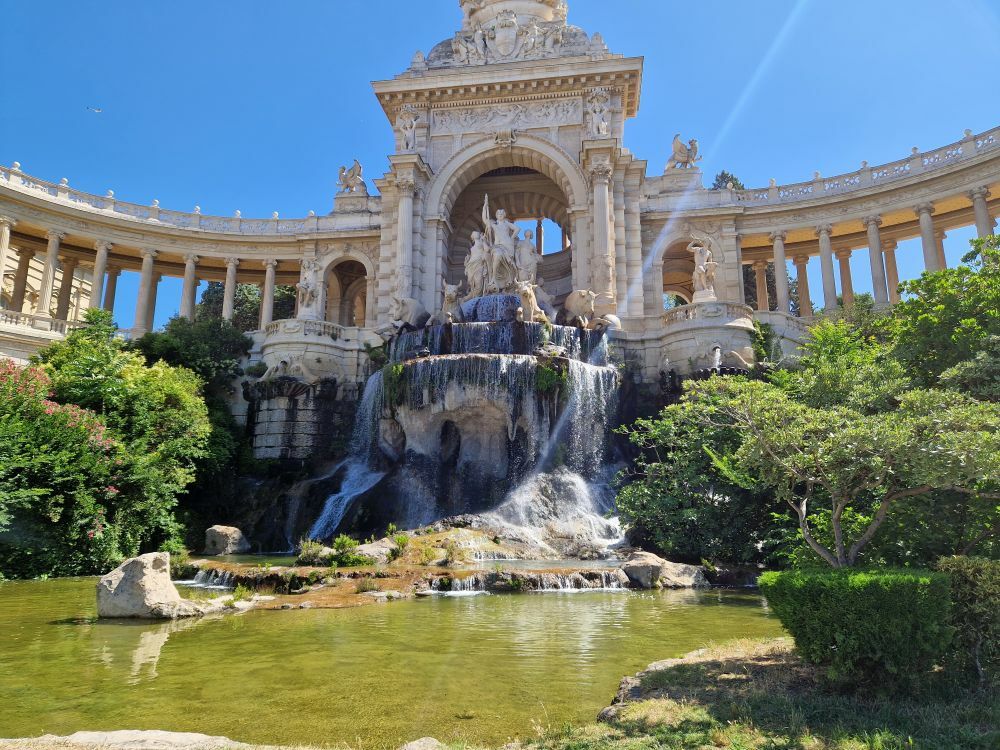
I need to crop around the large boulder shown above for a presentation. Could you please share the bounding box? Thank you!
[204,525,250,555]
[97,553,205,619]
[357,537,398,565]
[621,551,707,589]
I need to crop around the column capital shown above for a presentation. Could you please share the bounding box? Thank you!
[815,224,833,237]
[140,248,158,260]
[60,257,79,270]
[935,229,947,240]
[106,265,122,275]
[835,249,853,261]
[793,255,810,267]
[0,216,17,229]
[396,177,416,196]
[225,256,240,268]
[882,239,898,251]
[184,254,200,264]
[262,259,278,269]
[18,248,36,260]
[769,230,787,243]
[94,240,113,253]
[914,202,935,216]
[752,259,769,271]
[862,215,882,228]
[46,230,65,242]
[969,186,991,201]
[589,163,613,184]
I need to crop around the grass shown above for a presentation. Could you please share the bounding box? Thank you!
[522,638,999,750]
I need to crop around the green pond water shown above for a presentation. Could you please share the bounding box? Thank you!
[0,578,783,748]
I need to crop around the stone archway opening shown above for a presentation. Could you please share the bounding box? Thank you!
[446,166,574,303]
[661,240,694,308]
[325,259,369,326]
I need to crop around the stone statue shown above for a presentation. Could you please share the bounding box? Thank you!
[338,160,366,193]
[464,230,492,300]
[557,289,598,328]
[296,279,318,310]
[429,281,465,325]
[482,196,520,293]
[689,240,718,301]
[389,295,430,332]
[515,280,549,324]
[666,134,702,170]
[516,230,540,284]
[397,107,419,152]
[589,90,611,138]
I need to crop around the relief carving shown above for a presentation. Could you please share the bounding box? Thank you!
[431,99,582,135]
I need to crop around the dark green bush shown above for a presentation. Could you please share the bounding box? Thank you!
[759,568,952,692]
[938,556,1000,686]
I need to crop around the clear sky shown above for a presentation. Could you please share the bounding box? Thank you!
[2,0,998,328]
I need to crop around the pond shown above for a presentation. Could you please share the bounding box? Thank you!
[0,578,782,748]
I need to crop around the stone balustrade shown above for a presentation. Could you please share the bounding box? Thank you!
[0,310,85,335]
[662,300,753,328]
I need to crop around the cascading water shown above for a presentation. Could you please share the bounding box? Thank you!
[306,292,624,554]
[308,373,387,540]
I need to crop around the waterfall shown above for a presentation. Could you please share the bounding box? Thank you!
[175,570,234,590]
[428,569,629,594]
[307,373,387,541]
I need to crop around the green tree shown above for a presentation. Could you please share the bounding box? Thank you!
[940,335,1000,403]
[695,377,1000,568]
[197,282,296,332]
[32,310,211,556]
[891,236,1000,386]
[711,170,746,190]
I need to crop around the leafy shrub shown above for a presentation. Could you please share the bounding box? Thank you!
[332,534,359,554]
[354,577,379,593]
[297,538,331,566]
[444,541,468,567]
[759,568,952,692]
[243,362,267,379]
[419,547,438,566]
[227,583,254,604]
[336,551,375,567]
[938,556,1000,685]
[393,533,409,551]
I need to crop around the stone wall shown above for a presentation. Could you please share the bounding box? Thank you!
[244,377,357,462]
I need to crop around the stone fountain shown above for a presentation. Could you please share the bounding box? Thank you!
[309,195,624,557]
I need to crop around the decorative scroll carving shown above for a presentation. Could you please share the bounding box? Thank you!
[431,99,582,135]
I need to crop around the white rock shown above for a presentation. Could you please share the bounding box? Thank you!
[621,551,707,589]
[356,536,398,564]
[96,553,205,619]
[11,729,249,748]
[400,739,447,750]
[204,525,250,555]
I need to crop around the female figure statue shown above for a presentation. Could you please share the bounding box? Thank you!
[464,231,491,300]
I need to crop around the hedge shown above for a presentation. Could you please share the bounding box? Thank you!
[937,556,1000,686]
[759,568,952,692]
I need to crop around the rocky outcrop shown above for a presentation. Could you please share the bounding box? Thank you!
[97,553,208,619]
[204,525,251,555]
[621,551,707,589]
[356,537,399,564]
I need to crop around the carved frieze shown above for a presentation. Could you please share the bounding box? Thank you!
[431,99,582,135]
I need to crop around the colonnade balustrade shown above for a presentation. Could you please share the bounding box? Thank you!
[747,186,995,317]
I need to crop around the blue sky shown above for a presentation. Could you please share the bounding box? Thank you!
[2,0,998,328]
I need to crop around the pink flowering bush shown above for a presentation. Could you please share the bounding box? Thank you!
[0,360,128,576]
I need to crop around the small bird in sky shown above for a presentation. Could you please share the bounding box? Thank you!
[86,106,103,113]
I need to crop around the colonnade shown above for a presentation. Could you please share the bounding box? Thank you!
[747,187,995,316]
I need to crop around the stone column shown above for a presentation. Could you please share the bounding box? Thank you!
[222,257,239,321]
[55,258,78,321]
[591,163,615,312]
[36,230,65,318]
[883,240,900,304]
[260,259,277,327]
[915,203,941,272]
[970,187,995,238]
[562,226,570,251]
[836,250,855,308]
[133,249,157,336]
[144,273,161,332]
[103,267,120,311]
[535,219,543,254]
[769,231,790,313]
[91,241,112,309]
[395,178,415,298]
[179,254,199,320]
[10,249,35,312]
[0,217,15,288]
[752,260,769,311]
[863,215,890,306]
[935,230,948,270]
[793,256,812,317]
[816,224,837,311]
